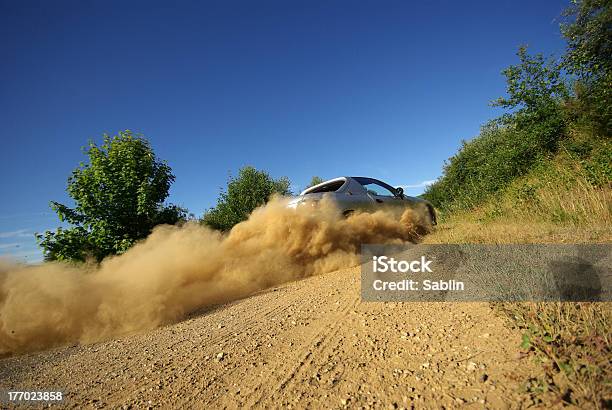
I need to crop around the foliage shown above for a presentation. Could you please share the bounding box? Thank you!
[307,176,324,188]
[424,0,612,212]
[202,166,291,231]
[425,152,611,407]
[37,131,186,262]
[561,0,612,134]
[424,47,569,211]
[562,133,612,186]
[492,46,568,114]
[422,3,612,404]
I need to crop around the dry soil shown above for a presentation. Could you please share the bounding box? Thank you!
[0,266,544,409]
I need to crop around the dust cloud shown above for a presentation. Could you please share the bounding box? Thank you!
[0,197,431,356]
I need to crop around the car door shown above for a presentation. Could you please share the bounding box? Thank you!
[336,178,375,212]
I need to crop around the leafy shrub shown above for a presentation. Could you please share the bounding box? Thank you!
[562,0,612,135]
[37,131,186,262]
[423,0,612,213]
[562,136,612,187]
[202,166,291,231]
[423,47,569,212]
[307,176,324,188]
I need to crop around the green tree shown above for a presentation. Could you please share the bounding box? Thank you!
[492,46,568,114]
[561,0,612,134]
[37,131,186,262]
[202,166,291,231]
[492,46,568,153]
[307,176,324,188]
[424,47,570,211]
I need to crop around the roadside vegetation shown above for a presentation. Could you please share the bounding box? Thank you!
[423,0,611,407]
[201,166,291,231]
[38,136,291,259]
[37,131,187,262]
[307,176,324,188]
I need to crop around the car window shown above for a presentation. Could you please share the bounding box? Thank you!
[305,179,345,194]
[361,181,396,197]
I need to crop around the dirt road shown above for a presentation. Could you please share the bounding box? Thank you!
[0,266,541,409]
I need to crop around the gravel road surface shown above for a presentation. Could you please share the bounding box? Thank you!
[0,266,541,409]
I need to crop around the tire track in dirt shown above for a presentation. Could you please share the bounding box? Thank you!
[0,266,544,409]
[243,290,359,408]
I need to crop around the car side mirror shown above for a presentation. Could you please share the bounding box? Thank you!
[395,187,404,198]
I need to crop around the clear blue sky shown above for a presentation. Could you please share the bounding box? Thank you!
[1,0,569,262]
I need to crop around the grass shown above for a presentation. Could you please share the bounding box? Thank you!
[498,302,610,407]
[423,155,612,408]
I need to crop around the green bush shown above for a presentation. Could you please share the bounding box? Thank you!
[423,46,569,211]
[37,131,186,262]
[423,118,565,211]
[307,176,324,188]
[423,0,612,213]
[562,137,612,187]
[562,0,612,135]
[202,166,291,231]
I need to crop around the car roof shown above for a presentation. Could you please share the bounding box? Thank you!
[351,176,397,192]
[300,176,401,196]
